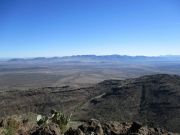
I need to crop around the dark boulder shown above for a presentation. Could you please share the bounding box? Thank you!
[65,128,84,135]
[29,124,61,135]
[128,121,142,133]
[78,119,103,135]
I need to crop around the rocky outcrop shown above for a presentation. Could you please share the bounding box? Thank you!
[1,118,177,135]
[29,123,61,135]
[64,119,176,135]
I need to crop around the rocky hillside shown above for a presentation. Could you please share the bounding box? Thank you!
[0,74,180,133]
[76,74,180,132]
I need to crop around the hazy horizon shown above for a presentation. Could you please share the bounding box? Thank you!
[0,54,180,60]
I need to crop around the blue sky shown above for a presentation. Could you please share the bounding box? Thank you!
[0,0,180,57]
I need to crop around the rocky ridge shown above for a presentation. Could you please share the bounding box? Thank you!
[15,119,180,135]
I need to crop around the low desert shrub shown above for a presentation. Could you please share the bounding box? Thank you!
[36,115,49,127]
[2,118,20,135]
[36,109,72,133]
[50,109,72,133]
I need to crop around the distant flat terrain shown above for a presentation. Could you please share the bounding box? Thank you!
[0,56,180,90]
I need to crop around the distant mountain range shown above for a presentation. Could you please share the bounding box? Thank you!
[6,55,180,63]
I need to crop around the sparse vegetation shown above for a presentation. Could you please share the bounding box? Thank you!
[51,109,72,133]
[2,118,20,135]
[36,115,49,127]
[36,109,72,133]
[0,109,177,135]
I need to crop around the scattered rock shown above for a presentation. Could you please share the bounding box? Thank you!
[64,120,177,135]
[29,123,61,135]
[103,121,131,135]
[78,119,103,135]
[65,128,84,135]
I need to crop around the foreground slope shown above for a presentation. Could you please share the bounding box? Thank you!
[76,74,180,132]
[0,74,180,132]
